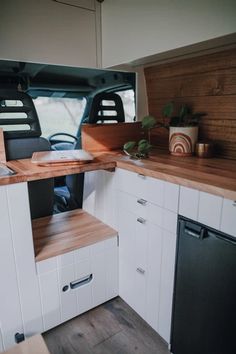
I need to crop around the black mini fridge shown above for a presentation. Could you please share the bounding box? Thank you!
[171,216,236,354]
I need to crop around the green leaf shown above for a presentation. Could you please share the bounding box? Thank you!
[162,102,174,117]
[137,139,151,153]
[123,141,136,152]
[141,115,156,129]
[179,104,189,119]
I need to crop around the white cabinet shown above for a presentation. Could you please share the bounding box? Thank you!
[6,183,43,337]
[179,186,200,220]
[0,185,24,350]
[37,237,119,332]
[179,186,236,238]
[83,170,117,229]
[198,192,223,229]
[221,199,236,237]
[158,230,177,341]
[0,0,101,68]
[0,183,42,351]
[116,169,178,343]
[146,223,162,331]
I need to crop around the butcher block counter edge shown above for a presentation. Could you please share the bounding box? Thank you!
[1,149,236,201]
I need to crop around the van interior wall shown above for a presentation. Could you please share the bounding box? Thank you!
[144,48,236,160]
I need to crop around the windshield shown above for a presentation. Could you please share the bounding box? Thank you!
[33,97,87,139]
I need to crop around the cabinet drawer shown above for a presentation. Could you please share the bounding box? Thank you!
[116,168,149,200]
[39,270,61,331]
[37,237,118,329]
[220,198,236,238]
[118,190,163,227]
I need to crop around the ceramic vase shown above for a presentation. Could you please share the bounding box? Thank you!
[169,126,198,156]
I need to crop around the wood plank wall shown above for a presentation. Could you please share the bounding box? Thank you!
[144,48,236,159]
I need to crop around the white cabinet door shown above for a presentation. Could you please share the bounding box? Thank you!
[179,186,200,220]
[0,1,100,68]
[59,264,77,323]
[133,219,148,319]
[7,183,43,337]
[118,206,136,308]
[0,186,23,350]
[158,230,177,343]
[83,171,117,229]
[39,270,61,332]
[74,259,93,315]
[198,192,223,229]
[220,198,236,237]
[146,223,162,332]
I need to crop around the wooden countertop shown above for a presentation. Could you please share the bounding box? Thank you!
[0,156,116,185]
[1,149,236,200]
[33,209,117,262]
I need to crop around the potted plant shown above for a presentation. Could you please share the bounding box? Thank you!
[123,115,157,158]
[163,102,204,156]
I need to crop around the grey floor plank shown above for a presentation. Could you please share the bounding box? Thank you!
[43,297,170,354]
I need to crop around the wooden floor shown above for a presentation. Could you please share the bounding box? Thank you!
[43,297,170,354]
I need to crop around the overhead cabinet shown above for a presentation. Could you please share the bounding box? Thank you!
[0,0,101,67]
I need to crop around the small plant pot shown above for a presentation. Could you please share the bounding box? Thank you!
[169,126,198,156]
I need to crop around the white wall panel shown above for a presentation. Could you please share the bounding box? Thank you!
[7,183,43,337]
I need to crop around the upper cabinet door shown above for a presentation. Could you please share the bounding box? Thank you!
[0,0,101,68]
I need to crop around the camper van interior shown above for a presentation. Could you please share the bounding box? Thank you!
[0,1,236,354]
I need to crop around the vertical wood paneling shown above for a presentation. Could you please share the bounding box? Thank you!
[144,48,236,159]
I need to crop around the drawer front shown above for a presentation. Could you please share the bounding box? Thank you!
[116,168,179,213]
[221,198,236,237]
[59,264,77,323]
[118,190,164,227]
[116,168,149,200]
[37,237,118,329]
[118,191,148,219]
[39,270,61,331]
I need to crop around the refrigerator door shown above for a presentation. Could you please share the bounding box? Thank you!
[171,217,236,354]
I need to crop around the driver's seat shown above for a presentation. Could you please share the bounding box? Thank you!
[0,90,54,219]
[53,92,125,212]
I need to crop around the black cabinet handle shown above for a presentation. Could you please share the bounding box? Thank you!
[184,226,206,239]
[70,274,93,290]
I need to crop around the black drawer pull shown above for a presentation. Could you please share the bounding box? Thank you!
[70,274,93,290]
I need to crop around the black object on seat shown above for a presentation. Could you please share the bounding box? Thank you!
[88,92,125,123]
[0,90,54,219]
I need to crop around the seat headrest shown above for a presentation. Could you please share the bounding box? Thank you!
[88,92,125,124]
[0,90,41,139]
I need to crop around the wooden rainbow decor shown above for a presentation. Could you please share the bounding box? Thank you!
[169,127,198,156]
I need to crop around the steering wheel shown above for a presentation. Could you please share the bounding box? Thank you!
[48,133,79,151]
[48,132,78,145]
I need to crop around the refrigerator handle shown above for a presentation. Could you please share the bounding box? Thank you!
[184,225,206,239]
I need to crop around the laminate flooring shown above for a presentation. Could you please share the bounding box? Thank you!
[43,297,170,354]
